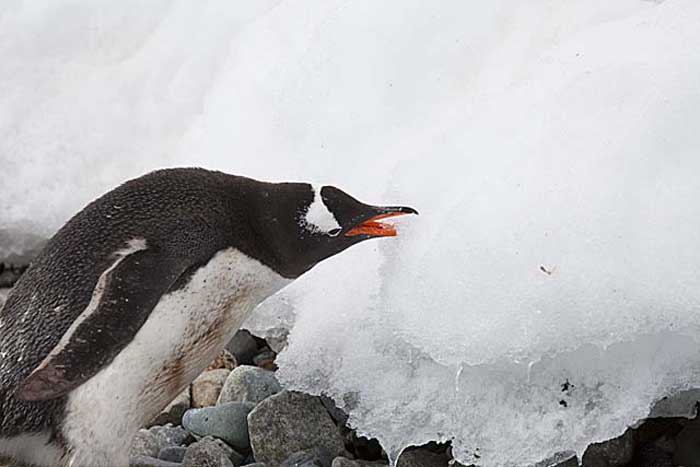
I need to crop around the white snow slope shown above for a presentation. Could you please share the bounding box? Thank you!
[3,1,700,465]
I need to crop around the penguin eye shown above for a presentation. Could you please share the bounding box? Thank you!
[328,228,342,237]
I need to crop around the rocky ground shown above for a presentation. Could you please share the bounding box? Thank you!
[2,268,700,467]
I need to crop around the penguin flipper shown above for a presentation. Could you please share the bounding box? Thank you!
[16,247,183,401]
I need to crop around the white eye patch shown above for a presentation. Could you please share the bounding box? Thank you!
[302,185,341,236]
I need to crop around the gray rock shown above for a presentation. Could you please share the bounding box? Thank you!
[227,330,260,365]
[248,390,348,467]
[281,448,332,467]
[182,436,244,467]
[152,424,192,447]
[217,365,282,405]
[245,464,267,467]
[159,446,188,463]
[396,449,447,467]
[533,451,578,467]
[130,455,182,467]
[131,424,192,457]
[192,369,231,408]
[332,457,387,467]
[131,430,164,458]
[320,396,349,426]
[151,387,191,427]
[582,429,635,467]
[182,402,256,451]
[637,444,673,467]
[253,349,277,369]
[673,417,700,467]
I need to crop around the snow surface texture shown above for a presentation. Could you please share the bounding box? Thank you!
[3,1,700,465]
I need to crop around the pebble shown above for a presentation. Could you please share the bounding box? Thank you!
[131,425,191,458]
[582,429,635,467]
[320,396,349,426]
[130,455,182,467]
[332,458,387,467]
[217,365,282,405]
[226,330,260,365]
[248,390,348,467]
[192,369,231,408]
[206,350,238,371]
[151,387,191,426]
[534,451,578,467]
[396,449,447,467]
[182,402,256,451]
[673,417,700,467]
[253,348,277,370]
[280,447,332,467]
[159,446,188,463]
[182,436,244,467]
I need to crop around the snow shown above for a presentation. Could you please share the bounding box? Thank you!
[3,1,700,465]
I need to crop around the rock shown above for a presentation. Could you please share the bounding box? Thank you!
[151,424,192,447]
[581,429,635,467]
[634,444,673,467]
[673,416,700,467]
[248,390,348,467]
[332,457,387,467]
[182,436,244,467]
[131,424,193,457]
[534,451,578,467]
[159,446,188,463]
[397,449,447,467]
[192,369,231,408]
[227,330,260,365]
[245,464,267,467]
[206,350,238,371]
[342,431,383,461]
[217,365,282,405]
[396,449,447,467]
[253,348,277,370]
[182,402,256,451]
[151,387,191,426]
[320,396,349,426]
[131,430,164,458]
[130,455,182,467]
[280,448,332,467]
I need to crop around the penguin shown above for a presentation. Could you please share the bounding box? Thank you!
[0,168,417,467]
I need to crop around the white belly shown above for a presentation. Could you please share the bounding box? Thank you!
[60,248,290,466]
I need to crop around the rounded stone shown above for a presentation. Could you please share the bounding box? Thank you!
[332,458,388,467]
[182,436,244,467]
[192,369,231,408]
[248,390,347,467]
[182,402,256,451]
[396,449,448,467]
[217,365,282,405]
[159,445,188,463]
[226,329,259,365]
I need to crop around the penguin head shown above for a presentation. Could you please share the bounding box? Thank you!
[253,182,417,278]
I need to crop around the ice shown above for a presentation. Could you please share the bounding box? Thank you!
[3,1,700,465]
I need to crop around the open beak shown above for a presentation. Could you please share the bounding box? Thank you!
[345,206,418,237]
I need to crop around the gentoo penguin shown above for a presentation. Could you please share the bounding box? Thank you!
[0,168,416,467]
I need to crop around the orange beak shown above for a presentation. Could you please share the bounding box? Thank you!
[345,208,418,237]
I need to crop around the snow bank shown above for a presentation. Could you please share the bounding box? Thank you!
[3,1,700,465]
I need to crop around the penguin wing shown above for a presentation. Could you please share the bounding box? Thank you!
[16,245,185,401]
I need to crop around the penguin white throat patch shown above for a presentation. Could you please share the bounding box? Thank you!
[302,185,341,236]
